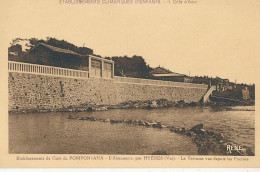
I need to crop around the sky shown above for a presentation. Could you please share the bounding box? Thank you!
[1,0,259,84]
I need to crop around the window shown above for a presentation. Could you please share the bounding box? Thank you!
[81,58,89,67]
[104,62,112,71]
[91,59,101,69]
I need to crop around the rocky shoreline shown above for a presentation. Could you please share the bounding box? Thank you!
[9,98,255,114]
[67,115,255,156]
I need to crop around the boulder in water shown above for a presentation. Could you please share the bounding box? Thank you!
[110,119,118,124]
[86,107,93,112]
[68,115,73,119]
[79,117,85,120]
[126,120,133,124]
[173,128,182,133]
[144,121,151,127]
[152,123,158,128]
[156,122,162,128]
[186,131,196,137]
[138,120,146,126]
[214,133,224,141]
[198,129,207,135]
[207,131,215,136]
[151,101,158,108]
[180,128,187,134]
[104,119,110,122]
[95,106,108,111]
[190,124,204,134]
[161,124,167,128]
[188,102,198,107]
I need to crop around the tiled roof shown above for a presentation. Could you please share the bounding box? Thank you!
[30,43,114,63]
[37,43,82,56]
[150,67,185,76]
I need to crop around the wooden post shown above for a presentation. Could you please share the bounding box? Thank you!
[112,62,114,79]
[101,59,104,78]
[89,56,92,78]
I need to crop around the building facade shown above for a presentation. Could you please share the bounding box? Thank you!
[149,67,192,83]
[26,43,114,79]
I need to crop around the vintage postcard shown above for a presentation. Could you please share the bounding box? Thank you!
[0,0,259,168]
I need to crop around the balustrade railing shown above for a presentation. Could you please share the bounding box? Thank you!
[114,76,208,88]
[8,61,207,88]
[8,61,89,79]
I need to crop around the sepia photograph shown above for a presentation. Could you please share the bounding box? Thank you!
[8,37,255,156]
[1,0,260,168]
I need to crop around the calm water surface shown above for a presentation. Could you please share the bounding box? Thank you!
[9,106,254,154]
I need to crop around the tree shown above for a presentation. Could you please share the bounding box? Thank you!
[112,55,153,78]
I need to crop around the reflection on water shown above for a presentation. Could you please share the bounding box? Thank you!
[9,106,254,154]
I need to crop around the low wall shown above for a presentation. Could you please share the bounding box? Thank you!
[8,72,208,112]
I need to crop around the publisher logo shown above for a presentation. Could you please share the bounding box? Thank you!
[227,144,246,154]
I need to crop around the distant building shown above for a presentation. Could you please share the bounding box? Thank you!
[192,76,211,85]
[242,87,250,100]
[213,78,229,92]
[227,85,233,90]
[149,66,192,83]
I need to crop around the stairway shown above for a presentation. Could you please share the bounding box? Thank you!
[202,86,216,103]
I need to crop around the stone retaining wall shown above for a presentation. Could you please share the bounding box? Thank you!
[8,72,208,112]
